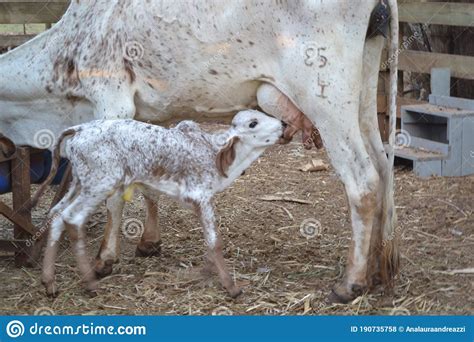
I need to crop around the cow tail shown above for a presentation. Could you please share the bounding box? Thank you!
[29,128,76,209]
[381,0,400,287]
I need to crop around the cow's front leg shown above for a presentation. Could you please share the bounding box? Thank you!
[194,198,241,298]
[135,195,162,257]
[85,71,137,121]
[94,191,124,278]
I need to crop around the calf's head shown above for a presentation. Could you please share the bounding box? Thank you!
[230,109,285,148]
[216,110,284,177]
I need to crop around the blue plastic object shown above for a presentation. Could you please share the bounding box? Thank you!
[0,150,68,194]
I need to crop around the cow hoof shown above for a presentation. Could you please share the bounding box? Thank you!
[227,286,243,299]
[326,283,366,304]
[135,240,162,258]
[94,259,114,278]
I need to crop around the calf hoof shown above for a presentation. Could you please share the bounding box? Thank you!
[201,260,218,276]
[43,281,59,298]
[135,240,162,258]
[85,280,98,297]
[227,286,243,299]
[326,283,366,304]
[94,259,114,278]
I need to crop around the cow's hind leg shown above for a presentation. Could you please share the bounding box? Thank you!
[135,194,162,257]
[359,36,399,289]
[94,191,124,278]
[322,122,380,303]
[291,73,380,302]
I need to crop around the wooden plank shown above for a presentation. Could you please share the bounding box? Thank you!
[0,33,35,48]
[11,147,33,265]
[0,202,36,235]
[399,2,474,27]
[399,50,474,81]
[0,1,69,24]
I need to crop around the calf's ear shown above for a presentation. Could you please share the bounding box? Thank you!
[216,136,240,178]
[0,135,16,158]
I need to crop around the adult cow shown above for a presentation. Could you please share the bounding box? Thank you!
[0,0,399,303]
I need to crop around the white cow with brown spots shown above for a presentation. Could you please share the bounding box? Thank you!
[0,0,399,303]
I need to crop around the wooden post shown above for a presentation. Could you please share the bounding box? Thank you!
[11,147,32,266]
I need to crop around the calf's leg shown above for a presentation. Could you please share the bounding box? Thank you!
[95,191,124,277]
[135,194,162,257]
[29,179,80,266]
[42,215,67,297]
[195,199,241,298]
[63,194,109,295]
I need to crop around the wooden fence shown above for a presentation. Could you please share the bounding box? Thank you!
[0,0,69,48]
[398,1,474,80]
[376,0,474,140]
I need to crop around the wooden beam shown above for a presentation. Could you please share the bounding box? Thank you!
[0,202,36,235]
[0,33,35,48]
[399,2,474,27]
[11,147,33,265]
[399,50,474,81]
[0,239,28,253]
[0,1,69,24]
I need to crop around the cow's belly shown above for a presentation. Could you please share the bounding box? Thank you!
[124,9,282,124]
[134,78,263,125]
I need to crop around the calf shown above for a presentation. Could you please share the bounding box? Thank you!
[32,110,285,297]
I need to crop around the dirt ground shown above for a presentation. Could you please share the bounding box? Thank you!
[0,127,473,316]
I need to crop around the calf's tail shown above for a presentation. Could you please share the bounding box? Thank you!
[29,128,76,209]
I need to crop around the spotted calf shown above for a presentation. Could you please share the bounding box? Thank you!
[32,110,285,297]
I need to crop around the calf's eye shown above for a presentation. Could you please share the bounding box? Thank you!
[249,121,258,128]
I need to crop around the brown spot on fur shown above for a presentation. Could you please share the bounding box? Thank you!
[124,59,136,83]
[215,136,239,178]
[66,93,81,105]
[152,166,165,177]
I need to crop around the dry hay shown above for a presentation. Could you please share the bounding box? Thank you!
[0,127,472,315]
